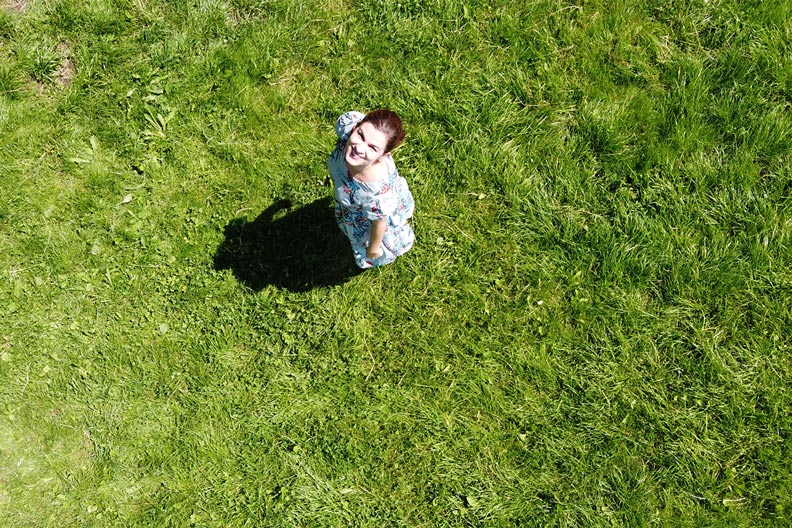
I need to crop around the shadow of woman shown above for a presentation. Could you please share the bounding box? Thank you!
[213,197,362,292]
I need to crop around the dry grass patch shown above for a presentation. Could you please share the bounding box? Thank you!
[4,0,29,13]
[54,41,75,88]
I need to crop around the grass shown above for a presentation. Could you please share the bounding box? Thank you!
[1,0,791,526]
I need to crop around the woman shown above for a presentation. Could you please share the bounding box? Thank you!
[327,110,415,268]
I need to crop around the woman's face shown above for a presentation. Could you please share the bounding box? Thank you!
[345,121,389,174]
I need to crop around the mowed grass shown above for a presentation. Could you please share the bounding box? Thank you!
[1,0,791,526]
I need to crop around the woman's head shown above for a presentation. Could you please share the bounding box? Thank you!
[344,109,406,174]
[358,109,405,154]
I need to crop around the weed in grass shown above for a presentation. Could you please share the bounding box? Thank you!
[31,51,56,84]
[0,61,23,97]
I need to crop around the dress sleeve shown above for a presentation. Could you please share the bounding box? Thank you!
[335,111,365,141]
[363,183,398,221]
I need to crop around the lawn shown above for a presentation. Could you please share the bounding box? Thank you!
[1,0,790,526]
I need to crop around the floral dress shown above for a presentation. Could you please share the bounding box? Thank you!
[328,111,415,269]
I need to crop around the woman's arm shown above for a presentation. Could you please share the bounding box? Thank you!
[366,219,386,258]
[335,111,365,140]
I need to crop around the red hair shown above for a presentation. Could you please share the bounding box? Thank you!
[359,109,406,153]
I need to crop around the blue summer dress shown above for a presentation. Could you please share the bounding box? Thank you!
[328,111,415,269]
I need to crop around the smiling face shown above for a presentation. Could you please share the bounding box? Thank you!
[344,121,390,175]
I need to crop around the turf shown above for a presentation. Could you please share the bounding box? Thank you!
[1,0,790,526]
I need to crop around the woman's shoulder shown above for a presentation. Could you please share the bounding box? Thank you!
[353,160,396,194]
[382,154,397,175]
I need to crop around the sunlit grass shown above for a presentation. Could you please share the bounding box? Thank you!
[1,0,790,526]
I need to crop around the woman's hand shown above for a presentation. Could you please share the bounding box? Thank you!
[366,245,384,259]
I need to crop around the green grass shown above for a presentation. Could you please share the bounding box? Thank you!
[1,0,791,526]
